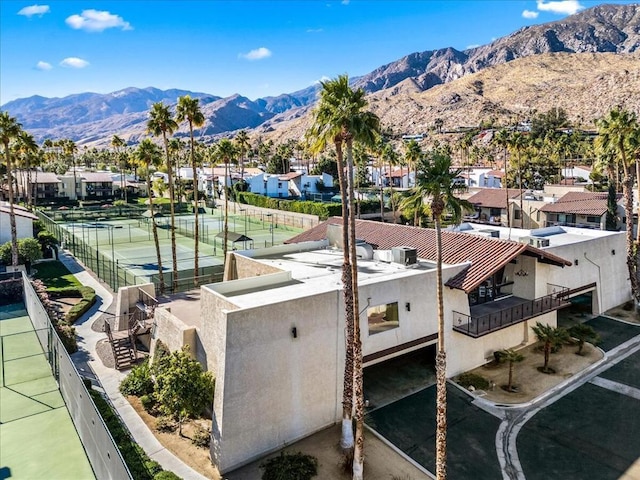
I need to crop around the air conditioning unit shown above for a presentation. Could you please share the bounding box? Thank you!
[529,237,549,248]
[392,246,418,266]
[479,229,500,238]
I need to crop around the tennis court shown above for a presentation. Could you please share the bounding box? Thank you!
[53,210,304,292]
[0,303,95,479]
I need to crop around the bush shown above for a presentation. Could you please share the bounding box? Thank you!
[56,324,78,353]
[260,451,318,480]
[494,350,507,364]
[191,425,210,448]
[120,358,155,396]
[140,394,157,413]
[65,286,96,324]
[153,472,182,480]
[456,372,490,390]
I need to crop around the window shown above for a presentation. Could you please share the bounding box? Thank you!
[586,216,600,224]
[278,182,282,188]
[367,302,399,335]
[514,209,521,220]
[490,208,501,217]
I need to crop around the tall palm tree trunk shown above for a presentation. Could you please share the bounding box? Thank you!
[504,150,511,229]
[4,146,19,266]
[335,138,355,451]
[190,123,200,286]
[164,134,179,292]
[379,165,384,221]
[147,172,164,294]
[223,162,229,264]
[434,214,447,480]
[347,138,365,479]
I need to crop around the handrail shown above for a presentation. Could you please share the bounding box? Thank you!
[453,284,569,338]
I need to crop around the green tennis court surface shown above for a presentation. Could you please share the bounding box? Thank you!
[0,303,94,480]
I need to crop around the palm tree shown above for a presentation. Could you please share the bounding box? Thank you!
[0,111,23,266]
[307,75,380,478]
[494,129,511,228]
[532,322,569,373]
[133,139,165,294]
[500,348,524,392]
[15,131,39,208]
[176,95,206,286]
[111,135,127,201]
[214,139,237,265]
[404,139,421,191]
[596,108,640,303]
[568,324,600,355]
[235,130,251,181]
[415,150,471,480]
[507,132,528,228]
[382,142,400,223]
[148,102,179,292]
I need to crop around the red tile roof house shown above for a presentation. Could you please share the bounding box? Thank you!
[466,188,522,226]
[539,191,624,230]
[145,217,628,473]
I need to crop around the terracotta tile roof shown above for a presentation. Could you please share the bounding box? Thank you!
[286,218,571,293]
[466,188,521,209]
[278,172,303,181]
[539,191,621,216]
[487,170,504,178]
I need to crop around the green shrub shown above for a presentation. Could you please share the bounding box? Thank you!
[120,358,154,396]
[140,394,157,413]
[65,286,96,324]
[260,451,318,480]
[56,324,78,354]
[191,425,210,448]
[456,372,490,390]
[494,350,507,364]
[145,460,163,476]
[153,471,182,480]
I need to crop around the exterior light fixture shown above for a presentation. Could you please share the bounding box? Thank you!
[291,326,297,339]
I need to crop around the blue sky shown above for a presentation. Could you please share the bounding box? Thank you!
[0,0,636,105]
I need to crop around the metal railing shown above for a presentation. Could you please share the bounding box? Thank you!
[453,284,569,338]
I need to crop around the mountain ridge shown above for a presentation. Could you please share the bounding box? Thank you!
[2,3,639,146]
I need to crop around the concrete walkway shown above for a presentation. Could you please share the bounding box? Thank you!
[59,250,208,480]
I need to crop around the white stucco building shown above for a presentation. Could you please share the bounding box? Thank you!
[0,202,38,245]
[143,217,628,473]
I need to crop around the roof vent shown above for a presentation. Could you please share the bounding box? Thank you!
[392,246,418,266]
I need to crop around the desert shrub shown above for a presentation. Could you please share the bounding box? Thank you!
[260,451,318,480]
[156,416,177,433]
[457,372,490,390]
[191,425,211,448]
[120,358,154,396]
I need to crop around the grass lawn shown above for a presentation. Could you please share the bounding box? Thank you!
[32,261,82,290]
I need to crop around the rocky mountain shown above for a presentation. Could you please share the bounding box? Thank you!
[2,3,639,146]
[258,52,640,146]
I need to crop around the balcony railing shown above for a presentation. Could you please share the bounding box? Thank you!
[453,284,569,338]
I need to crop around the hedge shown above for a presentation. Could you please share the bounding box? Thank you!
[64,286,97,324]
[234,192,381,219]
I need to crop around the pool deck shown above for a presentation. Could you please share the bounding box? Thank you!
[0,302,95,480]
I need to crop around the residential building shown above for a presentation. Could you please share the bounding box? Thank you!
[465,188,522,225]
[540,191,624,230]
[0,201,37,244]
[246,172,334,199]
[145,218,627,473]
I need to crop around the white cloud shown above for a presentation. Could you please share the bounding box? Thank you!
[536,0,584,15]
[36,61,52,70]
[17,4,50,17]
[66,9,132,32]
[60,57,89,68]
[239,47,272,61]
[466,44,480,50]
[522,9,539,19]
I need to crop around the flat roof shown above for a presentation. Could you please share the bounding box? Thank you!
[206,246,437,310]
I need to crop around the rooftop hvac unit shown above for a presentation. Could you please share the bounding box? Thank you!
[355,243,374,260]
[518,236,549,248]
[479,229,500,238]
[392,246,418,266]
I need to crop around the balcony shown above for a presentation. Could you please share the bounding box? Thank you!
[453,284,569,338]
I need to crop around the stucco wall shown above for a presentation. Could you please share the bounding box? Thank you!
[226,254,283,281]
[210,289,342,473]
[149,307,198,361]
[545,232,629,313]
[0,212,33,244]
